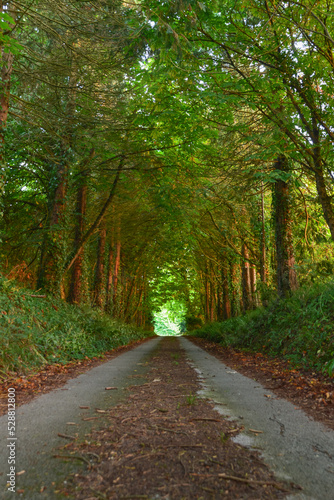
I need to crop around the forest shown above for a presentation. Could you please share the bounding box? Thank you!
[1,0,334,377]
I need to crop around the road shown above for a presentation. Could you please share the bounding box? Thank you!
[0,336,333,499]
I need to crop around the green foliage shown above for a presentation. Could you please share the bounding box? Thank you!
[186,393,197,406]
[220,432,229,444]
[153,299,187,336]
[192,281,334,376]
[0,11,23,55]
[0,275,154,376]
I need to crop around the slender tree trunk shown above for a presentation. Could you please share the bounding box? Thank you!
[37,58,78,294]
[242,243,252,312]
[250,267,257,307]
[310,116,334,241]
[209,264,215,321]
[68,175,87,304]
[112,236,121,316]
[217,276,223,322]
[124,265,140,321]
[259,185,266,283]
[119,272,127,320]
[0,2,14,173]
[132,286,143,324]
[205,266,210,322]
[230,261,239,317]
[124,277,136,322]
[93,220,106,308]
[314,167,334,241]
[273,155,298,297]
[37,161,68,292]
[105,230,114,313]
[221,264,231,320]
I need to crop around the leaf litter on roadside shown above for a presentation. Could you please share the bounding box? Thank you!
[190,337,334,431]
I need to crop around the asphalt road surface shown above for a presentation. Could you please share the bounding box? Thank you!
[0,336,333,499]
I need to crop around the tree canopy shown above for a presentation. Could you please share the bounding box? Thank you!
[1,0,334,333]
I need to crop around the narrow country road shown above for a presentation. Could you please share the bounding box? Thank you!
[0,337,333,499]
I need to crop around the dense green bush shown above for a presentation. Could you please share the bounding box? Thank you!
[192,281,334,376]
[0,276,154,376]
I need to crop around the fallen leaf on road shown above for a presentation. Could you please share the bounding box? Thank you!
[105,387,117,390]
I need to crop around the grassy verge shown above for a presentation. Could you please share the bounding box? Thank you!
[0,275,154,377]
[191,281,334,376]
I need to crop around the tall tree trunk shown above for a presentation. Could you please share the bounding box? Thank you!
[314,166,334,241]
[124,264,140,321]
[132,286,143,325]
[217,278,223,322]
[204,265,210,322]
[37,58,78,294]
[259,184,267,283]
[250,267,257,308]
[209,263,215,321]
[310,115,334,242]
[93,220,106,308]
[68,174,87,304]
[119,272,127,320]
[221,264,231,320]
[142,278,147,328]
[230,261,240,317]
[0,2,14,174]
[242,243,252,312]
[67,149,94,303]
[37,161,68,292]
[112,236,121,316]
[124,277,136,322]
[105,230,114,313]
[273,155,298,297]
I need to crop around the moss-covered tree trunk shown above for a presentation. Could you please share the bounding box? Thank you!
[221,263,231,320]
[250,266,257,307]
[0,1,14,187]
[259,186,267,283]
[68,176,87,304]
[37,59,77,295]
[242,243,252,312]
[105,230,114,313]
[37,161,68,294]
[273,155,298,297]
[230,260,240,317]
[112,236,121,315]
[93,220,106,308]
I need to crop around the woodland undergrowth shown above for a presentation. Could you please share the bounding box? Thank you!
[193,281,334,377]
[0,275,153,377]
